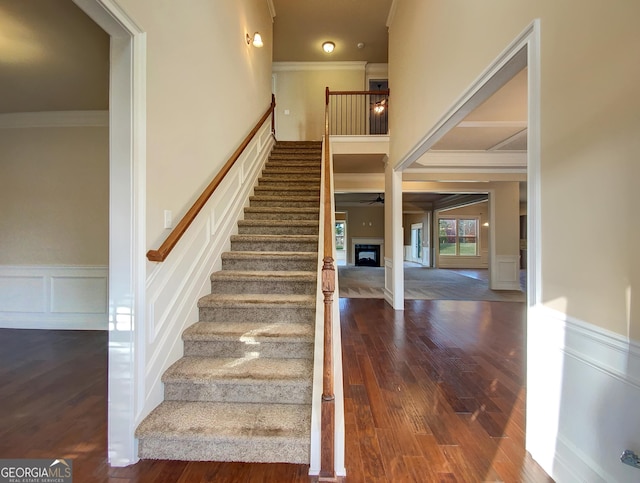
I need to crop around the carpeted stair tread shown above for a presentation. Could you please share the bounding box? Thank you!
[162,356,313,384]
[230,234,318,243]
[221,251,317,271]
[184,321,313,341]
[135,401,311,463]
[221,251,317,261]
[211,270,316,282]
[198,293,315,308]
[237,219,319,234]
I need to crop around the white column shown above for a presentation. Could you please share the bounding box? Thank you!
[383,160,404,310]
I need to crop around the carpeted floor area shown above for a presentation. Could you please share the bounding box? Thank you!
[338,266,526,302]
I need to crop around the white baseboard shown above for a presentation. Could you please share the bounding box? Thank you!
[0,265,108,330]
[527,305,640,483]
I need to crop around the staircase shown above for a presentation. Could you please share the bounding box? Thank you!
[135,141,322,463]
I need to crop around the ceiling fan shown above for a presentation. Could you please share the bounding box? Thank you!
[360,193,385,204]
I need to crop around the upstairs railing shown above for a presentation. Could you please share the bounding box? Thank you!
[320,90,337,481]
[326,87,390,136]
[147,95,276,262]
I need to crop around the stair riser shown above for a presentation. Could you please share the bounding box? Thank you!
[249,199,319,208]
[184,339,313,359]
[199,306,315,324]
[138,438,310,464]
[210,279,315,295]
[269,153,321,159]
[230,239,318,252]
[254,188,320,197]
[222,258,317,271]
[237,225,318,236]
[262,168,321,175]
[164,381,312,404]
[243,211,319,221]
[258,182,320,191]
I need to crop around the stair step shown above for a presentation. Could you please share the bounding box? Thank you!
[237,219,318,235]
[258,177,320,186]
[210,270,316,295]
[249,195,320,208]
[183,321,314,358]
[221,251,317,271]
[243,207,319,221]
[136,400,311,463]
[162,356,313,404]
[262,167,321,174]
[230,234,318,252]
[253,186,320,197]
[198,293,316,324]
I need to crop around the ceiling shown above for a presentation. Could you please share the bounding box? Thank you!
[272,0,393,63]
[0,0,108,114]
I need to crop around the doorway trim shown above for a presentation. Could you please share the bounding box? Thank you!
[73,0,146,466]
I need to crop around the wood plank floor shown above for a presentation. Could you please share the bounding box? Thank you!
[0,299,553,482]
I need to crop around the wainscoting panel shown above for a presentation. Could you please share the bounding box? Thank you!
[140,124,275,423]
[527,305,640,483]
[491,254,520,290]
[0,265,108,329]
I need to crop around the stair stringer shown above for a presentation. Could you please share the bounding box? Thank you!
[308,139,347,477]
[139,124,275,429]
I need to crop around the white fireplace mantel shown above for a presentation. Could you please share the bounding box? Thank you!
[351,237,384,266]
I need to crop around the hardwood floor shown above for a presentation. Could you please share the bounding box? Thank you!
[0,299,553,482]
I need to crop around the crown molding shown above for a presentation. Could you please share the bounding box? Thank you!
[386,0,398,29]
[272,61,367,72]
[266,0,275,21]
[0,110,109,129]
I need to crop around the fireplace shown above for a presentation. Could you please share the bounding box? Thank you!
[355,244,380,267]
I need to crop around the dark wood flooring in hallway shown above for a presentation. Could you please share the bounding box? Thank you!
[0,299,553,482]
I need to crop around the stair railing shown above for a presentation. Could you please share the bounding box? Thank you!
[320,88,337,481]
[326,87,390,135]
[147,95,276,262]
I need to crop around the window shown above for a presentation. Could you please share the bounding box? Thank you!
[438,218,478,256]
[335,221,345,250]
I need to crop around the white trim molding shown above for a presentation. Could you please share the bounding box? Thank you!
[0,111,109,129]
[412,151,526,172]
[527,305,640,483]
[490,254,520,290]
[0,265,108,330]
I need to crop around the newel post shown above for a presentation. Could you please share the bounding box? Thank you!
[320,255,336,480]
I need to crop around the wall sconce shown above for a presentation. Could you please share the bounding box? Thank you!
[322,41,335,53]
[246,32,263,48]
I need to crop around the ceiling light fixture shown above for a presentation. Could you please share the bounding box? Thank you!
[322,41,335,53]
[246,32,263,47]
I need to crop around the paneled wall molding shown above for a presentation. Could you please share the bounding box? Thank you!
[0,111,109,129]
[490,254,520,290]
[528,304,640,482]
[0,265,108,329]
[273,61,367,72]
[140,123,275,424]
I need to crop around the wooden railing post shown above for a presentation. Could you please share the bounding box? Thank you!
[319,87,337,481]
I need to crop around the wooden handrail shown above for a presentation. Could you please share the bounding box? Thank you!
[320,87,336,481]
[147,95,276,262]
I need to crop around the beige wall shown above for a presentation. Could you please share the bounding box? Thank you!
[117,0,274,251]
[273,64,366,141]
[334,205,384,264]
[389,0,640,338]
[0,127,108,265]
